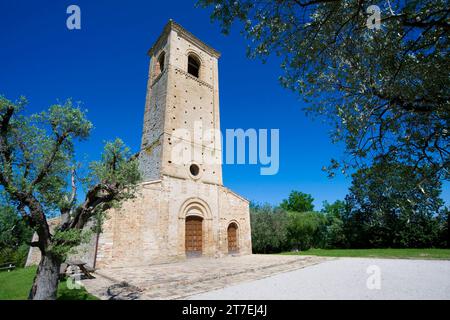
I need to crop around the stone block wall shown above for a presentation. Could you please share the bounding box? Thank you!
[25,217,98,269]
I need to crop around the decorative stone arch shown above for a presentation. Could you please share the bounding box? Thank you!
[178,197,213,256]
[227,219,240,228]
[185,49,204,65]
[226,220,240,253]
[178,197,212,220]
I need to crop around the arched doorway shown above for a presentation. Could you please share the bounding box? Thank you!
[227,223,239,253]
[185,216,203,257]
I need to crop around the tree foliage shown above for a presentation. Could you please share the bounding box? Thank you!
[0,205,32,266]
[198,0,450,181]
[280,190,315,212]
[345,158,448,247]
[287,211,326,250]
[321,200,348,248]
[250,203,289,253]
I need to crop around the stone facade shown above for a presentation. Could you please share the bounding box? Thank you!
[96,179,251,268]
[26,20,252,269]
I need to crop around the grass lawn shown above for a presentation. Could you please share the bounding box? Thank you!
[280,248,450,260]
[0,266,98,300]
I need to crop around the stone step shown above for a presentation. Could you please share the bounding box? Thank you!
[140,257,327,299]
[81,255,329,300]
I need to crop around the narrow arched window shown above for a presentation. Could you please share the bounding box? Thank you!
[157,52,165,74]
[187,54,200,78]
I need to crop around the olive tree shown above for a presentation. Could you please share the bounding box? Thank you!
[198,0,449,182]
[0,96,140,299]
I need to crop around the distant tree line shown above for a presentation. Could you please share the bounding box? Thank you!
[251,161,449,253]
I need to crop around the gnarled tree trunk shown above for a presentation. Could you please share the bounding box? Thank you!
[28,252,61,300]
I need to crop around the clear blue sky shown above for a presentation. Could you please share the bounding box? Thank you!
[1,1,448,209]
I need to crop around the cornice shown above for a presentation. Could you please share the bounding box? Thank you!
[148,20,221,59]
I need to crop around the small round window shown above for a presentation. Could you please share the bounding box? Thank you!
[189,164,200,177]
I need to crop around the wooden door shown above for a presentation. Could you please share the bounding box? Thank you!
[227,223,238,253]
[185,216,203,256]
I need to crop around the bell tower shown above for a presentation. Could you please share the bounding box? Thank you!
[139,20,223,185]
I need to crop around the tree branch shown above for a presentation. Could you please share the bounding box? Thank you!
[31,132,68,187]
[0,105,14,167]
[290,0,339,8]
[67,182,119,230]
[60,169,77,228]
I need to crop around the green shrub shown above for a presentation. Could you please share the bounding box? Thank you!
[0,244,29,267]
[250,203,289,253]
[287,211,326,251]
[0,206,33,267]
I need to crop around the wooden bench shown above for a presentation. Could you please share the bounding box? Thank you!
[0,262,16,272]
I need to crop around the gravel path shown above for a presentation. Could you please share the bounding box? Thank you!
[188,258,450,300]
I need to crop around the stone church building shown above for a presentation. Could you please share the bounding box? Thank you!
[26,20,252,269]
